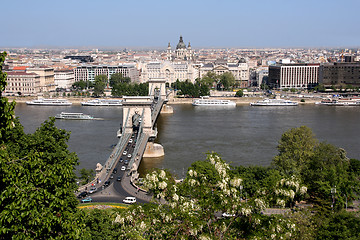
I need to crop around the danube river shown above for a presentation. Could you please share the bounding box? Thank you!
[15,103,360,178]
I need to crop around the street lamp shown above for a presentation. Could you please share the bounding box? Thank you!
[331,186,336,211]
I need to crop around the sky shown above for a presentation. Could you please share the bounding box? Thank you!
[2,0,360,49]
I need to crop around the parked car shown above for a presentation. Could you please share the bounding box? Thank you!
[121,166,126,171]
[123,151,127,156]
[123,197,136,204]
[113,168,117,174]
[89,187,97,194]
[119,157,123,163]
[129,139,133,143]
[110,174,114,179]
[77,191,88,198]
[81,197,92,203]
[117,176,122,181]
[127,154,132,158]
[104,180,110,187]
[124,160,129,165]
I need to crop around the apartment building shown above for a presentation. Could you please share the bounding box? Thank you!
[5,71,40,96]
[268,64,320,89]
[26,66,55,92]
[319,62,360,87]
[74,65,139,83]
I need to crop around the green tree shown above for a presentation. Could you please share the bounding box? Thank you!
[272,126,318,175]
[109,73,131,87]
[235,89,244,97]
[79,168,95,185]
[93,74,107,97]
[201,71,218,88]
[72,80,87,90]
[219,72,235,90]
[0,51,16,145]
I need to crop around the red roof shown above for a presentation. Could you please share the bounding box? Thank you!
[6,71,37,76]
[13,66,28,71]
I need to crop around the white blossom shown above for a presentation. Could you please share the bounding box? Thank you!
[300,186,307,195]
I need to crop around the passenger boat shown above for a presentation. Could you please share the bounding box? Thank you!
[250,98,298,106]
[192,98,236,106]
[315,98,360,106]
[55,112,94,120]
[81,99,122,106]
[26,98,72,106]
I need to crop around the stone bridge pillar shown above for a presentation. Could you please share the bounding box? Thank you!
[148,78,167,100]
[122,96,153,134]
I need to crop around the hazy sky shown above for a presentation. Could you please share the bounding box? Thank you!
[2,0,360,48]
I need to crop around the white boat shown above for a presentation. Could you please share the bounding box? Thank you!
[315,98,360,106]
[26,98,72,106]
[55,112,94,120]
[192,98,236,106]
[81,99,123,106]
[250,98,298,106]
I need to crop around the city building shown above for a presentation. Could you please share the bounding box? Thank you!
[26,66,56,92]
[54,69,75,90]
[268,64,320,89]
[319,62,360,87]
[167,36,193,61]
[139,61,196,84]
[5,71,40,96]
[199,61,250,88]
[74,65,139,83]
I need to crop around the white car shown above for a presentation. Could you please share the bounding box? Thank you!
[121,166,126,171]
[123,196,136,204]
[129,139,133,143]
[88,187,97,194]
[123,151,127,155]
[127,154,132,158]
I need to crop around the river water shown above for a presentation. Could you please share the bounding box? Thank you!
[14,103,360,178]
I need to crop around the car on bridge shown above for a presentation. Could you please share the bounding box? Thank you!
[123,197,136,204]
[89,187,97,194]
[81,197,92,203]
[77,191,88,198]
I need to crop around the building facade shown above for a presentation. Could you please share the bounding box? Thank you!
[26,66,56,92]
[319,62,360,87]
[268,64,319,89]
[74,65,139,83]
[139,61,196,84]
[5,71,40,96]
[54,69,75,90]
[167,36,193,61]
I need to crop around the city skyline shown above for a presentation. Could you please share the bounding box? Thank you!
[2,0,360,49]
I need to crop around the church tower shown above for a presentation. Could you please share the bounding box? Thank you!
[167,42,172,61]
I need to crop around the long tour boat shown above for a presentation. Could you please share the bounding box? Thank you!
[26,98,72,106]
[55,112,94,120]
[81,99,123,106]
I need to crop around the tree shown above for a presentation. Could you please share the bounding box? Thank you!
[272,126,318,175]
[218,72,235,90]
[93,74,107,97]
[72,80,87,91]
[109,73,131,87]
[0,51,16,145]
[235,89,244,97]
[201,71,218,88]
[79,168,95,185]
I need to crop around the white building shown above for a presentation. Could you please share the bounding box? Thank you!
[74,65,139,83]
[5,71,40,96]
[54,69,75,90]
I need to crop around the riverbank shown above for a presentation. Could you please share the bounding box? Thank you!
[7,96,319,105]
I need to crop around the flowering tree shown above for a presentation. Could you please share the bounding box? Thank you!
[113,153,303,239]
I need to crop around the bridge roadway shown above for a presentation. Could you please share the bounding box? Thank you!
[78,98,166,204]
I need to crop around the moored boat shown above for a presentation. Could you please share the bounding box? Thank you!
[250,98,298,106]
[192,98,236,106]
[81,99,122,106]
[315,98,360,106]
[26,98,72,106]
[55,112,94,120]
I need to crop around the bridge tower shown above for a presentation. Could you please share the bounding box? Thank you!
[122,96,154,135]
[148,78,167,100]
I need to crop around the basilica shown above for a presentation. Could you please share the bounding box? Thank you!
[138,36,249,87]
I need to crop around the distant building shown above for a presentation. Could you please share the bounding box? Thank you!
[268,64,320,89]
[167,36,193,61]
[199,61,250,88]
[74,65,139,83]
[5,71,40,96]
[139,61,196,84]
[54,69,75,90]
[64,55,94,63]
[26,66,56,92]
[319,62,360,87]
